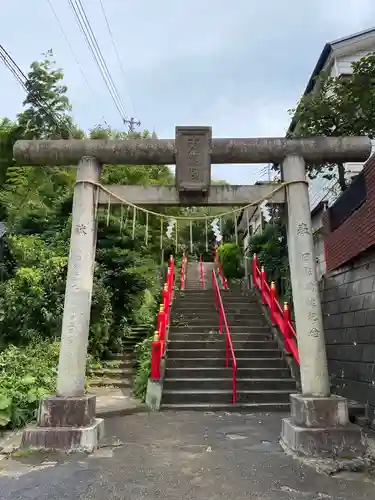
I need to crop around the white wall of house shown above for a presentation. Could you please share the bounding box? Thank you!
[241,205,265,255]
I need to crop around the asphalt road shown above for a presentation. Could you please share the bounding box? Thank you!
[0,411,374,499]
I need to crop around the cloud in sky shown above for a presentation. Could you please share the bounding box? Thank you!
[1,0,375,183]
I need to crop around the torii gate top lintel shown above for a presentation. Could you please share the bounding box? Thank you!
[13,125,371,168]
[13,126,371,204]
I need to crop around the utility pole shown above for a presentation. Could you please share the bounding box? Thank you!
[124,117,141,133]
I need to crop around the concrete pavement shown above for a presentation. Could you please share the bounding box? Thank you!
[0,411,374,499]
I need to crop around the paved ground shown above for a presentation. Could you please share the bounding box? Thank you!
[0,411,374,499]
[92,387,147,418]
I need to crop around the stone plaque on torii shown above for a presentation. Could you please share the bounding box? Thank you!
[13,128,371,458]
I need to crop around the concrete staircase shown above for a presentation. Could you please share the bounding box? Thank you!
[89,326,152,388]
[184,261,215,290]
[161,281,296,411]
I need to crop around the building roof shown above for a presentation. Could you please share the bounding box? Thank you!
[311,200,328,218]
[287,27,375,136]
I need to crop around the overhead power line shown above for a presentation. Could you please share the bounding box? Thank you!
[68,0,129,126]
[47,0,94,96]
[98,0,139,132]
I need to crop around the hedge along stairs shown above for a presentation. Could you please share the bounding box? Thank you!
[89,325,152,389]
[161,261,296,411]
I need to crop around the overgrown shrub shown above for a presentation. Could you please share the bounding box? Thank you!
[0,340,59,429]
[133,336,152,401]
[0,340,99,430]
[0,236,67,344]
[218,242,243,280]
[246,221,292,303]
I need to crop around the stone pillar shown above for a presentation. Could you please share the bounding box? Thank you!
[57,156,101,397]
[21,156,104,453]
[280,155,364,459]
[283,155,330,397]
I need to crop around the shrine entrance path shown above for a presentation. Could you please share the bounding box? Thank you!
[0,412,374,499]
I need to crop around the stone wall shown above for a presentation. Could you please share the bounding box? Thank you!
[320,248,375,428]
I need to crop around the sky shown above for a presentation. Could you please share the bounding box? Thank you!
[1,0,375,184]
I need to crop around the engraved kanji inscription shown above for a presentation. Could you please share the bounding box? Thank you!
[308,311,318,321]
[308,327,320,338]
[306,297,317,307]
[76,223,87,235]
[304,267,313,276]
[296,222,310,236]
[187,137,201,166]
[301,252,311,262]
[175,126,212,192]
[189,166,201,181]
[303,280,317,293]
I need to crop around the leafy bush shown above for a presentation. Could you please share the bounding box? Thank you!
[0,340,59,429]
[218,242,243,280]
[133,336,152,401]
[246,221,292,303]
[0,237,67,344]
[0,340,99,430]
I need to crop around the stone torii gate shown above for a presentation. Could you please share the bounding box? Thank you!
[14,127,371,457]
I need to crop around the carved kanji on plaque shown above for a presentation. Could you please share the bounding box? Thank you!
[175,126,212,192]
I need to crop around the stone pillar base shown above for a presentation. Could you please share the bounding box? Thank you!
[21,395,104,453]
[145,379,163,411]
[280,394,365,459]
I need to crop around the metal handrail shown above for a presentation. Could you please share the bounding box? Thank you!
[180,252,187,290]
[212,269,237,404]
[199,255,205,289]
[151,256,175,379]
[252,254,299,364]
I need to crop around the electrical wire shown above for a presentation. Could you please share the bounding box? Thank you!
[68,0,128,125]
[47,0,95,97]
[98,0,137,120]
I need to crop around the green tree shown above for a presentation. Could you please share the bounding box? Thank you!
[246,219,291,302]
[0,51,83,224]
[17,49,82,140]
[288,52,375,191]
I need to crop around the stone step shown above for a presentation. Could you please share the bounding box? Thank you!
[167,357,287,368]
[165,367,291,378]
[168,332,273,342]
[173,303,215,308]
[171,318,265,327]
[91,367,133,378]
[89,377,133,388]
[161,402,290,412]
[106,352,136,361]
[169,325,271,333]
[163,378,296,391]
[101,359,136,369]
[162,389,292,405]
[122,336,146,343]
[176,295,253,301]
[173,306,260,314]
[171,316,266,325]
[172,309,261,317]
[167,348,282,359]
[176,293,248,298]
[168,340,278,351]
